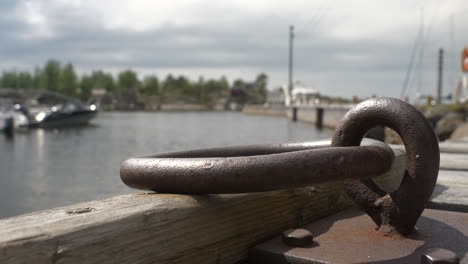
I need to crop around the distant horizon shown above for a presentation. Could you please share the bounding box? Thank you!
[0,60,263,87]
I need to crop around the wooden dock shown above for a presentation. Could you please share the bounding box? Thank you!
[431,137,468,212]
[391,137,468,212]
[0,140,467,263]
[0,147,406,264]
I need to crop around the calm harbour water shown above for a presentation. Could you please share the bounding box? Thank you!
[0,111,332,219]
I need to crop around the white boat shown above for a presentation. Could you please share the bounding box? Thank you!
[0,89,30,134]
[0,104,29,133]
[26,91,98,128]
[0,89,98,132]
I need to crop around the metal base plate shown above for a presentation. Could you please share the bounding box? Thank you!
[249,208,468,264]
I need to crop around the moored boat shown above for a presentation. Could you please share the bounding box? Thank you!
[0,106,30,134]
[0,89,29,134]
[1,89,98,130]
[26,91,98,128]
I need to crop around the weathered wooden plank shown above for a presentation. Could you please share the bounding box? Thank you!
[429,170,468,212]
[431,185,468,210]
[2,191,348,264]
[390,144,468,170]
[438,140,468,153]
[449,137,468,143]
[391,137,468,154]
[437,169,468,186]
[386,142,468,208]
[440,153,468,170]
[0,150,405,264]
[390,142,468,154]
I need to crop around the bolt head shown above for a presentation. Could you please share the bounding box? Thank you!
[282,228,314,247]
[421,248,460,264]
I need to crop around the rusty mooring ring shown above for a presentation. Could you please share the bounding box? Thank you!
[120,139,394,194]
[120,97,437,236]
[331,97,439,235]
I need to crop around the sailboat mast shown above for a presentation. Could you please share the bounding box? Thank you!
[417,7,424,97]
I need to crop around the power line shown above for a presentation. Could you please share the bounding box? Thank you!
[400,1,445,100]
[417,7,424,95]
[400,15,423,99]
[296,0,332,36]
[417,1,444,96]
[449,14,456,95]
[290,0,332,88]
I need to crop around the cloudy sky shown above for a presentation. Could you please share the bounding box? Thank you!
[1,0,467,98]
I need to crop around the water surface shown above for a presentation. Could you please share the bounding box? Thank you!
[0,111,332,219]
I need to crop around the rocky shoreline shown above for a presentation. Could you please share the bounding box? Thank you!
[386,104,468,144]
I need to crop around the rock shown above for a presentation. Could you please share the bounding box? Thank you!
[450,122,468,140]
[384,127,403,145]
[365,126,385,142]
[435,113,465,141]
[424,107,449,128]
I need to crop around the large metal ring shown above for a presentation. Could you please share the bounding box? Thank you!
[331,97,439,235]
[121,139,394,194]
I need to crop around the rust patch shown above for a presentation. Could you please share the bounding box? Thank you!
[249,208,468,264]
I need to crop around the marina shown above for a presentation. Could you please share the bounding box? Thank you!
[0,111,332,219]
[1,97,468,263]
[0,138,408,264]
[1,131,467,263]
[0,1,467,262]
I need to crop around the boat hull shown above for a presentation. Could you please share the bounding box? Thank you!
[0,112,29,133]
[31,110,98,128]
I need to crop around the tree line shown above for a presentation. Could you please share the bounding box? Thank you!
[0,60,267,105]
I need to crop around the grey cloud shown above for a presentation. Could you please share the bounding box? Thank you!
[0,1,467,98]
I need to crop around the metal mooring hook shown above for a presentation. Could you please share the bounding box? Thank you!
[120,97,439,236]
[332,97,439,235]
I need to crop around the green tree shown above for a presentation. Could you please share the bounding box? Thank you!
[79,75,94,100]
[1,71,18,88]
[33,66,41,89]
[143,75,159,96]
[255,73,268,102]
[233,79,246,89]
[91,71,115,92]
[60,63,77,96]
[199,78,227,105]
[195,76,207,104]
[162,74,175,95]
[199,84,208,104]
[40,60,61,91]
[17,72,33,89]
[118,69,140,93]
[219,76,229,91]
[174,76,191,96]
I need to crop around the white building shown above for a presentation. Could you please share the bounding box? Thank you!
[284,82,320,106]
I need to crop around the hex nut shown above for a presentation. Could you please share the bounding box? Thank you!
[421,248,460,264]
[282,228,314,247]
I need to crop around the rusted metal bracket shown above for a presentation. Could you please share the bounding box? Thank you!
[249,208,467,264]
[120,97,465,263]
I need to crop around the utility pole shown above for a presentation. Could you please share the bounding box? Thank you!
[436,48,444,104]
[288,25,294,100]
